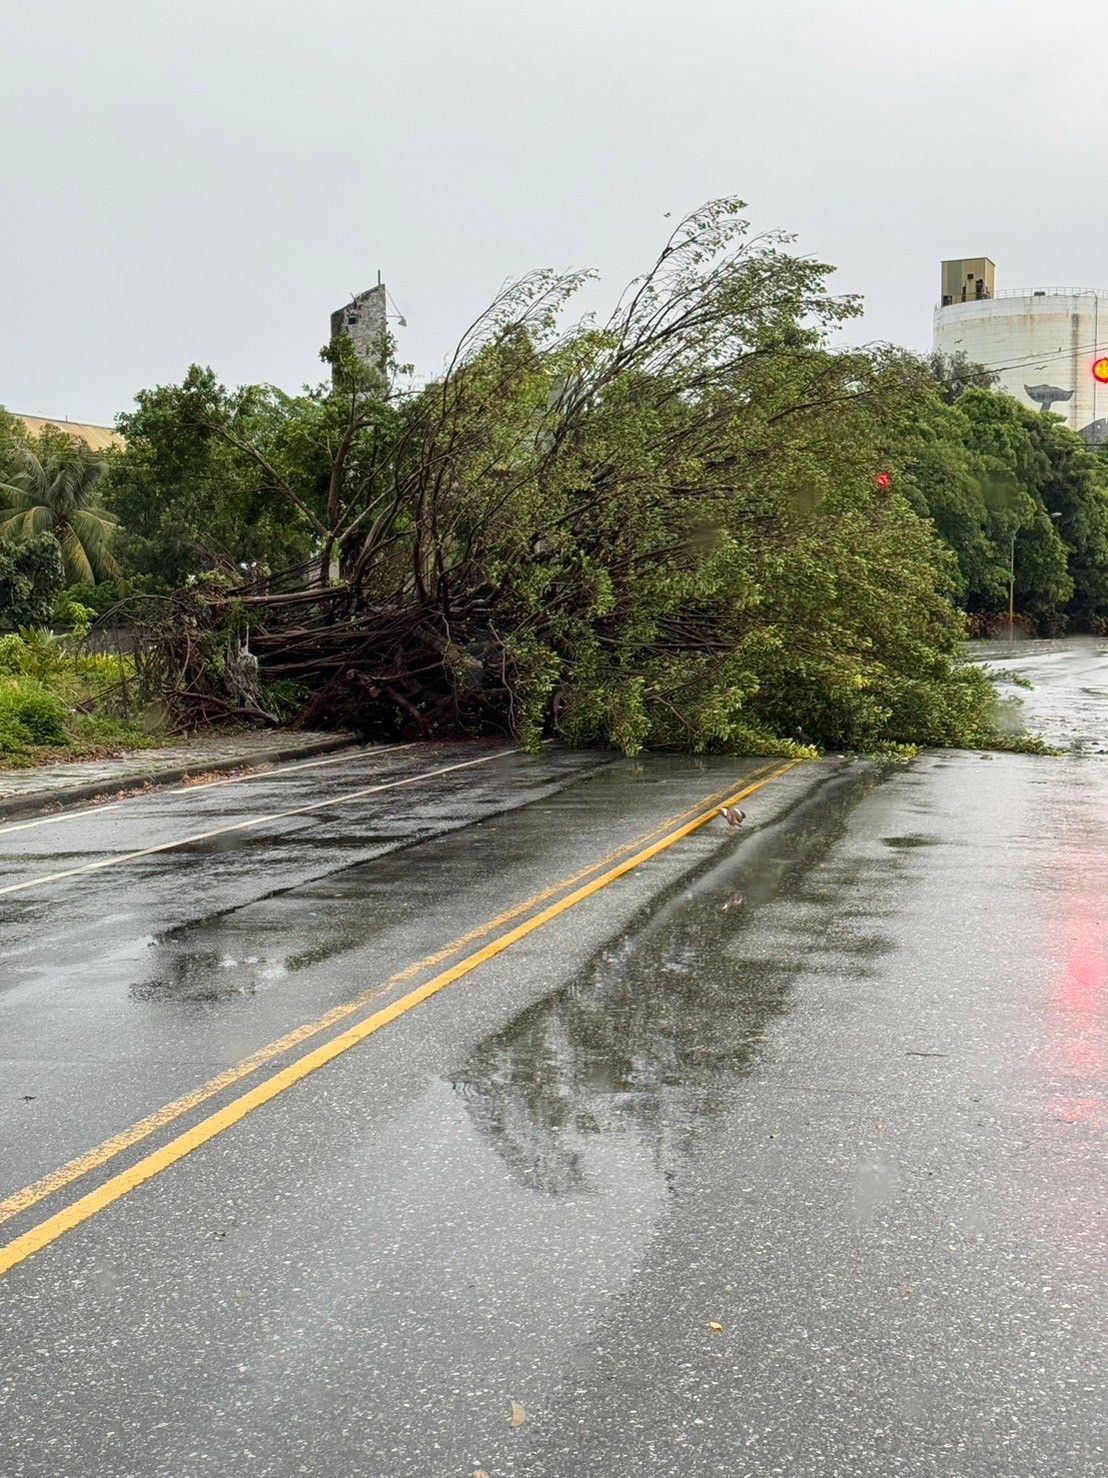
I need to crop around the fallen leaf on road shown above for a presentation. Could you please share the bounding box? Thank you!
[474,1470,491,1477]
[709,1321,724,1332]
[510,1400,528,1427]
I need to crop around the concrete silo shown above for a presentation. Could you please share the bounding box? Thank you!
[933,258,1108,444]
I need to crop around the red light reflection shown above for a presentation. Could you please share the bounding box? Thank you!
[1047,886,1106,1127]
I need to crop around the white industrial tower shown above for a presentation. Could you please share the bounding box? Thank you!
[933,257,1108,445]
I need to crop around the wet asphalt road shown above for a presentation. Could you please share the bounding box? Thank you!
[0,641,1105,1477]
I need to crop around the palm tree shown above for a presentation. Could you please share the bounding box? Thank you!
[0,443,120,582]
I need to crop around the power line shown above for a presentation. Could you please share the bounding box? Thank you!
[940,338,1108,377]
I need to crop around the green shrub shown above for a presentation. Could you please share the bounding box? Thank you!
[11,627,66,679]
[0,677,70,751]
[0,712,33,757]
[50,593,95,637]
[14,689,68,743]
[0,634,27,674]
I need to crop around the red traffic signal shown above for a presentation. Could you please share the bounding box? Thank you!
[1092,357,1108,383]
[875,471,892,489]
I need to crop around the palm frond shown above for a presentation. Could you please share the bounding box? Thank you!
[58,526,96,584]
[0,482,38,513]
[0,507,51,540]
[70,508,121,578]
[7,446,47,491]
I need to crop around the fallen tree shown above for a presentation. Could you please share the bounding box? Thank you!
[108,200,1009,754]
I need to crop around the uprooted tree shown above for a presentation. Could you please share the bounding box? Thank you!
[107,199,1009,754]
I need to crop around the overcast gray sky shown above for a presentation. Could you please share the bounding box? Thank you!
[3,0,1106,425]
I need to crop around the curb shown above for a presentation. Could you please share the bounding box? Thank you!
[0,734,360,825]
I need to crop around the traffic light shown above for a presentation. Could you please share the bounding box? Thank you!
[875,471,891,489]
[1092,357,1108,383]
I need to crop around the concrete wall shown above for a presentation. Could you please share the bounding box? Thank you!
[934,291,1108,443]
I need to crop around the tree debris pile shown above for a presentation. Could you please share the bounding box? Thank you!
[110,202,1015,754]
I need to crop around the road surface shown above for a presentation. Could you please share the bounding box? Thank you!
[0,640,1104,1476]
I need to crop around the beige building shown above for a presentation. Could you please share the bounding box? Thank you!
[940,257,996,306]
[11,414,124,453]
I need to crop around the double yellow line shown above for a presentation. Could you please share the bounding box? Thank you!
[0,760,796,1279]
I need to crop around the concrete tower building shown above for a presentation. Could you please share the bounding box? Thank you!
[330,281,388,376]
[933,258,1108,445]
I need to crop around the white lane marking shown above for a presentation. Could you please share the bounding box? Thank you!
[0,748,519,897]
[0,743,416,839]
[162,742,414,793]
[0,800,127,838]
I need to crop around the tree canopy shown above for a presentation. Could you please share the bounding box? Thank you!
[0,532,64,628]
[105,367,320,586]
[900,375,1108,628]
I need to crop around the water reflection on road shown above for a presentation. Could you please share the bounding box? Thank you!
[452,765,892,1196]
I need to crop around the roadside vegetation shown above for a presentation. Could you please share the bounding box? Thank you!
[0,628,150,766]
[2,200,1106,764]
[0,440,150,764]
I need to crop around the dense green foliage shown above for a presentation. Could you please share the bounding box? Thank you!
[3,202,1105,758]
[0,410,151,760]
[0,532,64,627]
[106,368,323,586]
[900,367,1108,630]
[0,406,27,469]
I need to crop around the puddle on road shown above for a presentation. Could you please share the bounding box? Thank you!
[130,819,546,1005]
[131,949,291,1004]
[123,756,693,1008]
[450,764,896,1197]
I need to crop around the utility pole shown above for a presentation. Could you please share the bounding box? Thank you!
[1008,530,1016,640]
